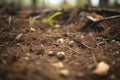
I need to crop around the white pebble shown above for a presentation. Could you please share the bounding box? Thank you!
[68,41,74,45]
[57,52,65,59]
[111,40,116,43]
[115,51,119,54]
[30,27,36,32]
[93,61,110,76]
[24,57,29,60]
[81,35,84,39]
[57,38,64,43]
[116,41,119,44]
[59,69,69,77]
[48,51,55,56]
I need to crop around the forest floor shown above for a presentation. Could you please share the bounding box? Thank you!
[0,5,120,80]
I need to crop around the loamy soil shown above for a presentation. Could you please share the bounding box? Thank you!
[0,6,120,80]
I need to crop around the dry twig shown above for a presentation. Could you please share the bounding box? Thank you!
[66,32,92,50]
[87,15,120,27]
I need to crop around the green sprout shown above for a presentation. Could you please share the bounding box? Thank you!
[42,12,62,28]
[29,15,40,26]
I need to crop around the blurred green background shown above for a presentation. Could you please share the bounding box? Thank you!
[0,0,120,8]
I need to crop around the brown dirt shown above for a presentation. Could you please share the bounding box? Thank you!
[0,6,120,80]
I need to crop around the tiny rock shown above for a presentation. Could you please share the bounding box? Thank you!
[48,51,55,56]
[24,57,29,60]
[59,69,69,77]
[57,38,64,43]
[89,32,93,36]
[30,27,36,32]
[111,40,116,43]
[16,43,21,46]
[68,40,74,45]
[118,43,120,46]
[115,51,119,55]
[93,61,110,76]
[56,52,65,60]
[80,35,84,39]
[116,41,119,44]
[15,33,23,40]
[110,74,115,80]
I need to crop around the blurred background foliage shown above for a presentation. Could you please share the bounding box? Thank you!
[0,0,120,9]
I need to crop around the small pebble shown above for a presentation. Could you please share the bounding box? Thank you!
[48,51,55,56]
[59,69,69,77]
[68,41,74,46]
[57,38,64,43]
[110,74,115,80]
[56,52,65,60]
[24,57,29,60]
[116,41,120,44]
[115,51,119,55]
[80,35,84,39]
[89,32,93,36]
[118,43,120,46]
[102,39,106,41]
[111,40,116,43]
[29,47,35,52]
[26,53,31,56]
[93,61,110,76]
[16,43,21,46]
[30,27,36,32]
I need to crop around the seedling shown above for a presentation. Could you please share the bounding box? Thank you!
[29,16,40,32]
[29,15,40,26]
[42,12,62,28]
[8,16,12,26]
